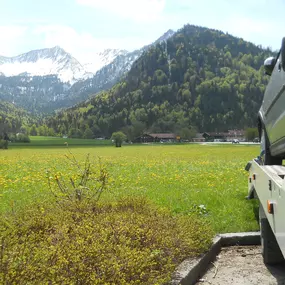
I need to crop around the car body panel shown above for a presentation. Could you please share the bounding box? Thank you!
[259,51,285,158]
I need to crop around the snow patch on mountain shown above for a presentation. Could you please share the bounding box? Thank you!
[0,46,128,84]
[0,46,89,83]
[154,29,175,44]
[83,49,128,73]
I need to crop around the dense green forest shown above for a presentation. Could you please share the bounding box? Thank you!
[0,101,37,139]
[32,25,278,139]
[0,75,71,113]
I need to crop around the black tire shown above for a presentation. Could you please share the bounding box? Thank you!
[259,205,284,264]
[260,127,282,165]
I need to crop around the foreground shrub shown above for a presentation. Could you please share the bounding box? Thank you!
[46,152,109,206]
[0,197,213,284]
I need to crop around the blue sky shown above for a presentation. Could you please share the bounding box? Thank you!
[1,0,284,63]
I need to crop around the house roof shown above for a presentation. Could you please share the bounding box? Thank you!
[205,132,228,137]
[228,129,245,135]
[202,130,246,138]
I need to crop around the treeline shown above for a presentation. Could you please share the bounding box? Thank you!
[42,25,274,139]
[0,101,37,138]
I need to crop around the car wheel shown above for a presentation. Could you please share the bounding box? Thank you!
[259,205,284,264]
[260,128,282,165]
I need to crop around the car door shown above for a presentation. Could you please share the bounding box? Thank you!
[262,51,285,155]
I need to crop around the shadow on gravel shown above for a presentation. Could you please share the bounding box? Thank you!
[266,262,285,285]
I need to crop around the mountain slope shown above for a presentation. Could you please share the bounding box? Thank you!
[0,74,71,113]
[63,29,176,108]
[44,24,273,138]
[0,30,175,113]
[83,49,129,73]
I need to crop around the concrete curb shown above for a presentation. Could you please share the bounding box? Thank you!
[170,232,261,285]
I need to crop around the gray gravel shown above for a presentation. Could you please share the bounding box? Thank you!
[196,245,285,285]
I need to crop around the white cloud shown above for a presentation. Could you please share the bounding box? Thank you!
[0,26,28,56]
[76,0,165,22]
[34,25,151,63]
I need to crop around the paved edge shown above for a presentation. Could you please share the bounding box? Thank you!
[170,232,261,285]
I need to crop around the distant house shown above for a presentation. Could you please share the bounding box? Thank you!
[133,133,178,143]
[202,132,228,141]
[193,133,206,142]
[226,129,245,141]
[200,130,246,142]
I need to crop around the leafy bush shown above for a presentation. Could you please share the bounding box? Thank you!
[0,139,8,149]
[111,131,127,147]
[9,133,31,143]
[17,133,31,143]
[0,197,213,284]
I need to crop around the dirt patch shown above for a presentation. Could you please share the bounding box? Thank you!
[196,245,285,285]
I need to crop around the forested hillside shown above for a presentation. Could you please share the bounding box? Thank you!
[0,101,37,137]
[0,75,72,113]
[45,25,274,139]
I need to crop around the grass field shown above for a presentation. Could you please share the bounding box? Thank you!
[0,140,259,233]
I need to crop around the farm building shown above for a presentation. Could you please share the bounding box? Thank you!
[133,133,178,143]
[203,132,228,141]
[201,130,245,142]
[226,129,245,141]
[192,133,206,142]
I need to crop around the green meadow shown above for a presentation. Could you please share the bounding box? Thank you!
[0,139,261,284]
[1,139,259,233]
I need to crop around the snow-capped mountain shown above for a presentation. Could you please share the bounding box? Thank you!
[0,47,130,84]
[0,46,89,83]
[0,29,175,86]
[0,29,176,113]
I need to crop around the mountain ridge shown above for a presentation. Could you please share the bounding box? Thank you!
[0,46,88,83]
[0,46,105,83]
[0,46,134,83]
[0,29,176,84]
[43,24,273,138]
[0,29,176,113]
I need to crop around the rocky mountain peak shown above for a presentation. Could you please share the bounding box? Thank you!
[155,29,175,44]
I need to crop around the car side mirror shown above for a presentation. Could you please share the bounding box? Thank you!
[281,37,285,71]
[264,56,276,76]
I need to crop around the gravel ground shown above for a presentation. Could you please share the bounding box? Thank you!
[196,245,285,285]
